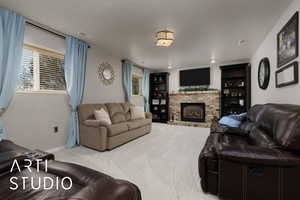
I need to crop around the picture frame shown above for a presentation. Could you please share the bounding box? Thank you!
[275,61,299,88]
[277,12,299,68]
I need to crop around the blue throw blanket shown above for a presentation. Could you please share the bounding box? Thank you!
[219,113,247,128]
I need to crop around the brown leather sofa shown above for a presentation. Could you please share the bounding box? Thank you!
[199,104,300,200]
[78,103,152,151]
[0,140,141,200]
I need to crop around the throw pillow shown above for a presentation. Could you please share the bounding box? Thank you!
[94,108,112,125]
[130,106,145,120]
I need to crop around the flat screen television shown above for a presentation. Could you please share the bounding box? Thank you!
[179,67,210,86]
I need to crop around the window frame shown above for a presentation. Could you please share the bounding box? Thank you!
[132,74,143,96]
[16,44,66,95]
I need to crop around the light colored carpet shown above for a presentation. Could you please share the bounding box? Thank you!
[55,123,218,200]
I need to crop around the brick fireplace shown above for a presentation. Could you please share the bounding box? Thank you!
[169,90,220,127]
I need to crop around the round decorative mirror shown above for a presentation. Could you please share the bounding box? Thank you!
[258,57,271,90]
[98,62,115,85]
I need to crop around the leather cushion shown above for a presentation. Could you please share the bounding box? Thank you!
[248,126,278,148]
[127,119,151,130]
[239,121,256,133]
[217,144,300,167]
[107,122,129,136]
[255,104,300,151]
[246,104,264,122]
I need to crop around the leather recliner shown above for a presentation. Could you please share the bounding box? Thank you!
[199,104,300,200]
[0,140,142,200]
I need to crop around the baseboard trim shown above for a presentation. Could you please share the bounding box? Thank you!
[46,145,66,153]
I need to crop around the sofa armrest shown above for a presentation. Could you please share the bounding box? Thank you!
[217,144,300,167]
[145,112,152,119]
[80,122,108,151]
[42,161,141,200]
[68,179,141,200]
[83,120,110,128]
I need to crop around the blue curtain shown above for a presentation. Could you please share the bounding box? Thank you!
[64,36,88,148]
[0,8,25,139]
[122,60,132,102]
[142,68,151,112]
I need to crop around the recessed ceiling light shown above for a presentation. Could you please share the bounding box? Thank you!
[168,66,173,69]
[238,39,247,46]
[78,32,86,37]
[210,59,216,64]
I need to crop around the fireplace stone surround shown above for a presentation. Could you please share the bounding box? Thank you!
[169,90,220,127]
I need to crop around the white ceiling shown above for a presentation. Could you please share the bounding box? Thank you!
[0,0,292,69]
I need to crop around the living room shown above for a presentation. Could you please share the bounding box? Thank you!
[0,0,300,199]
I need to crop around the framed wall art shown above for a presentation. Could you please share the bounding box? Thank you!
[277,12,299,68]
[275,61,299,88]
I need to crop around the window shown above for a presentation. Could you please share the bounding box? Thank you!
[132,75,142,96]
[17,44,66,93]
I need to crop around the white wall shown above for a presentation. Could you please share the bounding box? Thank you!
[251,0,300,105]
[24,24,66,54]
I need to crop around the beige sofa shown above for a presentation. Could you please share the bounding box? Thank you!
[78,103,152,151]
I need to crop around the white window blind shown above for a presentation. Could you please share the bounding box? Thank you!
[17,45,66,92]
[17,48,34,90]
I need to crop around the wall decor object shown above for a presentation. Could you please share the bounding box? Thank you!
[276,61,298,88]
[98,62,115,85]
[277,12,299,68]
[258,57,271,90]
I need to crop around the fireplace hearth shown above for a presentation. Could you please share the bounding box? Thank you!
[181,103,205,122]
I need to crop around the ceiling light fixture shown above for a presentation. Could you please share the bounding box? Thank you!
[210,59,216,64]
[156,30,174,47]
[168,65,173,69]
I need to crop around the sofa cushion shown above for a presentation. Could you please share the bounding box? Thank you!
[239,121,256,133]
[107,122,129,136]
[246,104,264,122]
[248,126,278,148]
[254,104,300,151]
[94,108,112,125]
[106,103,127,124]
[123,102,132,121]
[78,104,108,122]
[127,119,151,130]
[83,120,110,128]
[130,106,145,120]
[122,102,131,113]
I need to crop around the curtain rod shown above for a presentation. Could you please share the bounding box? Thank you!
[25,19,91,48]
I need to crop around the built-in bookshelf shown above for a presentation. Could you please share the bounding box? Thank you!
[149,72,169,123]
[220,63,251,116]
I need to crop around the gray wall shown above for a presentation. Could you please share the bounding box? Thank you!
[2,42,125,150]
[83,47,125,104]
[3,93,70,150]
[251,0,300,105]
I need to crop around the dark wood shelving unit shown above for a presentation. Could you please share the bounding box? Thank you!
[149,72,169,123]
[220,63,251,116]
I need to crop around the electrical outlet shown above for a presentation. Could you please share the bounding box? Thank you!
[54,126,58,133]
